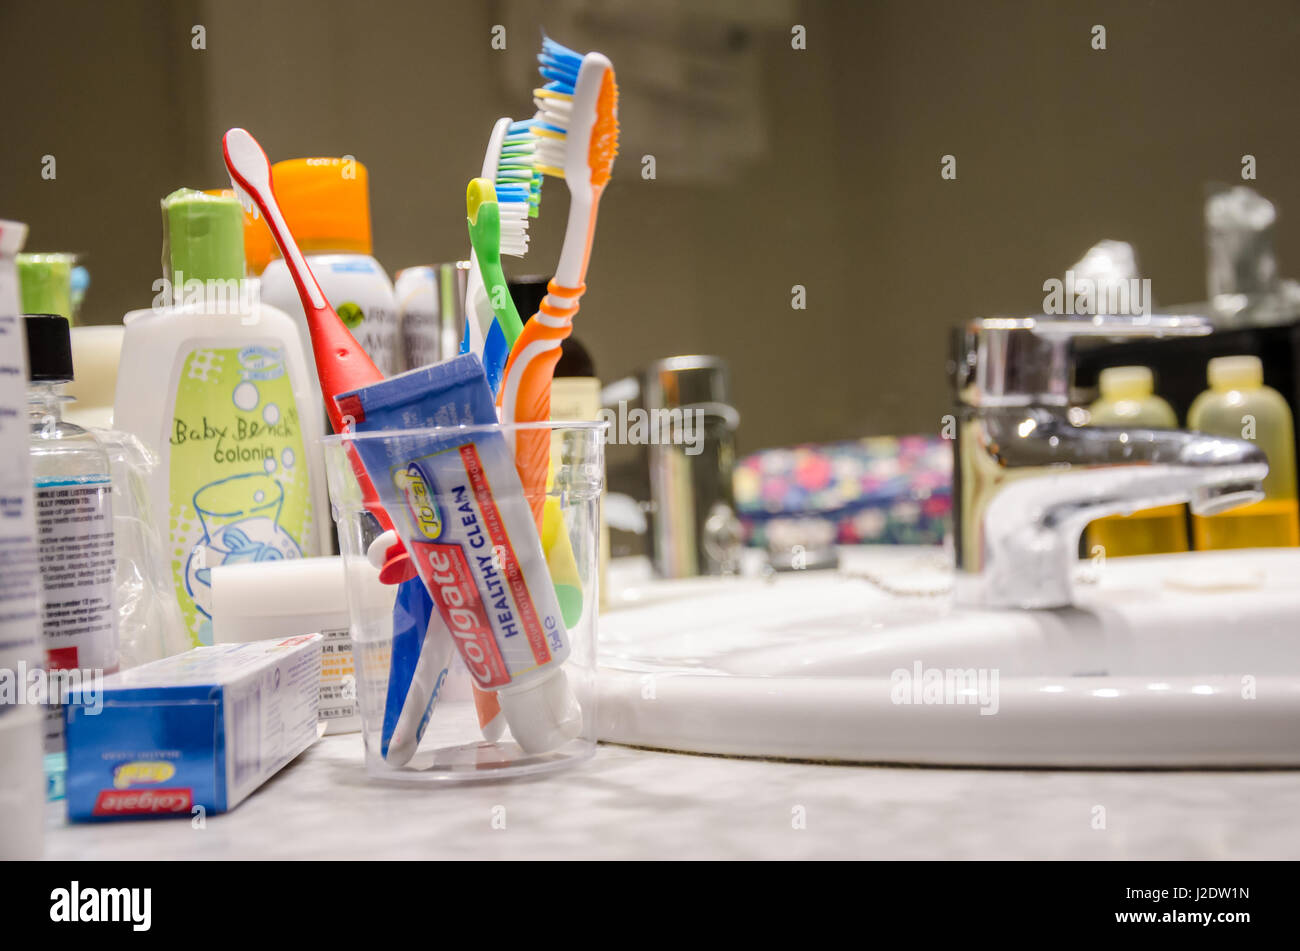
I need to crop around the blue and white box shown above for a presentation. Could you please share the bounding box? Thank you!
[64,636,321,821]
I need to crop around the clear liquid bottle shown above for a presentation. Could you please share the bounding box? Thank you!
[1085,366,1189,557]
[1188,355,1299,548]
[26,314,118,796]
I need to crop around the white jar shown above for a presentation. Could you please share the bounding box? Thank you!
[211,556,380,734]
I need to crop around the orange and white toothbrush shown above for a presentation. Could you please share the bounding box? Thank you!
[477,38,617,740]
[498,37,619,528]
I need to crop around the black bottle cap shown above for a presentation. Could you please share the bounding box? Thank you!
[23,314,74,383]
[555,335,595,378]
[507,274,597,378]
[507,274,550,325]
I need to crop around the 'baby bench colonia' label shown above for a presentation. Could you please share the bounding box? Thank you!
[167,343,314,646]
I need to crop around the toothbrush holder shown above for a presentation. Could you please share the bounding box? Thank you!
[322,420,605,782]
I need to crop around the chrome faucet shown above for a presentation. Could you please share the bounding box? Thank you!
[949,315,1269,609]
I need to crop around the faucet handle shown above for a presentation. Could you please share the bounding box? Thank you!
[953,314,1213,408]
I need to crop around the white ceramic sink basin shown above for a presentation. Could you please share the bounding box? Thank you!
[596,548,1300,767]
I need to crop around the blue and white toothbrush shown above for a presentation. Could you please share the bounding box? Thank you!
[460,117,543,394]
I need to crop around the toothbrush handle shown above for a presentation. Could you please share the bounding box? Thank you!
[499,284,582,526]
[256,193,395,535]
[225,129,402,559]
[227,138,394,537]
[463,248,489,358]
[482,321,509,396]
[255,197,383,432]
[503,176,601,521]
[471,291,577,735]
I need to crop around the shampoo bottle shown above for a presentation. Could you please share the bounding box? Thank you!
[1085,366,1188,557]
[1188,355,1299,548]
[114,189,329,647]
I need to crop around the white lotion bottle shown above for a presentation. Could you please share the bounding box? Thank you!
[114,190,329,648]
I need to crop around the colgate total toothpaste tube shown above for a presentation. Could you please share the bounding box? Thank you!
[337,355,581,754]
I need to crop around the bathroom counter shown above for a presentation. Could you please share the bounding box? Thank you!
[42,732,1300,859]
[41,551,1300,859]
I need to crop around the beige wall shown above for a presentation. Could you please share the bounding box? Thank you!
[4,0,1298,453]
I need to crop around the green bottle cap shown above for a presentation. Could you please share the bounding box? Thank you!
[17,252,74,321]
[161,188,246,288]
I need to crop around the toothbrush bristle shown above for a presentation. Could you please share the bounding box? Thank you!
[501,117,544,219]
[538,36,583,92]
[588,70,620,187]
[530,40,618,184]
[493,118,541,256]
[531,37,584,179]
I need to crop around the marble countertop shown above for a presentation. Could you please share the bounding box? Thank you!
[44,733,1300,859]
[41,553,1300,859]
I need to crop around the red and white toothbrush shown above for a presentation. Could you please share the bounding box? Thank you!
[222,127,413,584]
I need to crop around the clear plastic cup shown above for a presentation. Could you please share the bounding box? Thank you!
[322,421,605,781]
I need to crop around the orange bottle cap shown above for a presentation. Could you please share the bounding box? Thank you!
[268,157,373,257]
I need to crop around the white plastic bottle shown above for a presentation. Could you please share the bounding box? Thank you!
[114,189,329,648]
[257,158,401,384]
[395,265,438,370]
[395,262,469,371]
[0,219,45,859]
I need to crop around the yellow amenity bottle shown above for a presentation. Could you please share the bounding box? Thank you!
[1085,366,1189,557]
[1188,356,1299,549]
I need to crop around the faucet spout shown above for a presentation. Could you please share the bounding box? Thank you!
[1192,479,1268,517]
[953,407,1268,609]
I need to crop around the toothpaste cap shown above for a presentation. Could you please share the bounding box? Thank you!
[499,667,582,754]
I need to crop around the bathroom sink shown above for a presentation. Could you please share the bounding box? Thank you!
[596,547,1300,766]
